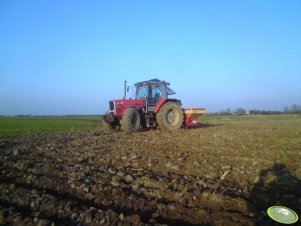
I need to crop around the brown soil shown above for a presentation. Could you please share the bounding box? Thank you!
[1,118,301,226]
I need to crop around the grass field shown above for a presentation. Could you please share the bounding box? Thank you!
[0,116,103,137]
[0,114,300,138]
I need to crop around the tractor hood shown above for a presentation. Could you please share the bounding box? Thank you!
[114,99,144,107]
[111,99,144,116]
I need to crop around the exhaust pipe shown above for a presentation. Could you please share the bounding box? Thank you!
[124,80,127,99]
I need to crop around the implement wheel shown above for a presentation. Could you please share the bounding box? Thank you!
[121,108,141,133]
[157,102,183,131]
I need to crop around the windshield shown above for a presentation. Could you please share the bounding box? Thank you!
[136,86,148,99]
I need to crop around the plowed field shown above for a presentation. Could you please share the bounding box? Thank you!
[1,115,301,226]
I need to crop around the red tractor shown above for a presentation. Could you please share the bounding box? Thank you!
[103,79,205,133]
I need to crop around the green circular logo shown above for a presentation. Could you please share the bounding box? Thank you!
[267,206,299,224]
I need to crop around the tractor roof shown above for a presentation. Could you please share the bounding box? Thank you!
[135,79,170,87]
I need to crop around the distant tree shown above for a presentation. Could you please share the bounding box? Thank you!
[249,109,260,115]
[288,104,301,114]
[219,108,232,115]
[235,108,247,115]
[284,106,289,113]
[290,104,297,113]
[250,109,283,115]
[17,114,32,117]
[289,104,301,113]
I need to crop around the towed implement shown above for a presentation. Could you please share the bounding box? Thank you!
[103,79,206,133]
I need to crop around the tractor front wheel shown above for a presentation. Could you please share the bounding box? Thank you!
[103,112,120,131]
[103,120,119,131]
[121,108,141,133]
[157,102,183,131]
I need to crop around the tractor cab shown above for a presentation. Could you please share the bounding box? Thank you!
[135,79,176,112]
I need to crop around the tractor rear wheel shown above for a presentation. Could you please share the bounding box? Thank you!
[157,102,183,131]
[121,108,141,133]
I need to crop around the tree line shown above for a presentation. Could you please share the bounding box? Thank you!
[218,104,301,115]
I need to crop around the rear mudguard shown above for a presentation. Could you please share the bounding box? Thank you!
[154,98,182,113]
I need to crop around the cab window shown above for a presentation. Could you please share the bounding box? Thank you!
[148,85,163,104]
[136,86,148,99]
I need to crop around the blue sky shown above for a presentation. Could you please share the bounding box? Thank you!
[0,0,300,115]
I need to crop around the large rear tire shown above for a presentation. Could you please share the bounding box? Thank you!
[156,102,183,131]
[121,108,141,133]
